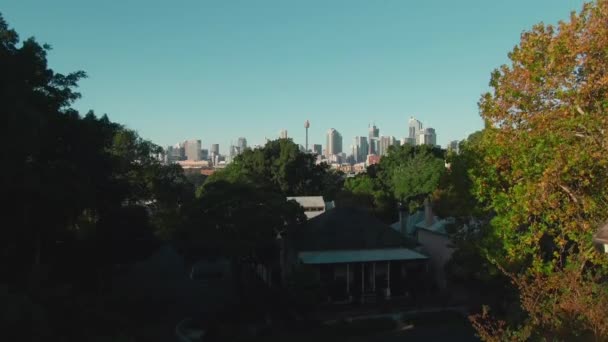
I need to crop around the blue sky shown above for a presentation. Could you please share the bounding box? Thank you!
[3,0,585,154]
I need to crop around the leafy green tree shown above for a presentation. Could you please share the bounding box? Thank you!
[0,13,196,340]
[341,173,395,221]
[205,139,343,200]
[378,144,445,212]
[433,131,484,221]
[470,1,608,339]
[184,180,306,263]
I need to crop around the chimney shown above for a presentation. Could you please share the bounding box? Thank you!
[424,197,434,227]
[398,202,407,236]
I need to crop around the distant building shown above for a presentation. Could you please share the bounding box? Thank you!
[237,137,247,152]
[345,154,356,165]
[368,124,379,155]
[210,144,220,156]
[328,153,342,164]
[353,136,369,163]
[378,136,397,156]
[353,162,366,174]
[326,128,343,156]
[401,137,415,146]
[367,154,380,166]
[279,129,288,139]
[448,140,460,153]
[165,144,186,164]
[184,139,202,161]
[177,160,210,169]
[409,117,423,145]
[312,144,322,155]
[201,149,209,161]
[418,128,437,146]
[229,145,239,157]
[338,163,353,173]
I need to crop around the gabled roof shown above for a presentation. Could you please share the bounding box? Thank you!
[293,207,417,251]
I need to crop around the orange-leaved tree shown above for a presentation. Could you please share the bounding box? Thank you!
[470,1,608,340]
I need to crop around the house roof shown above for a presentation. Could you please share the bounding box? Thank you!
[298,248,427,264]
[287,196,326,209]
[293,207,417,251]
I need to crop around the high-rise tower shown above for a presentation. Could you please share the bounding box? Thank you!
[353,136,369,163]
[326,128,343,156]
[304,120,310,152]
[279,129,288,139]
[237,137,247,153]
[408,116,423,144]
[184,139,202,161]
[368,124,379,155]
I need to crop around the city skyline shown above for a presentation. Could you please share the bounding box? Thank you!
[166,116,441,156]
[3,0,586,155]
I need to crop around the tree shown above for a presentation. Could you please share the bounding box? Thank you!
[0,13,194,340]
[378,144,445,212]
[184,180,306,263]
[470,1,608,339]
[341,173,395,222]
[433,131,484,221]
[205,139,343,200]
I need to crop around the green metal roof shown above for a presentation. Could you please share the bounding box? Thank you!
[298,248,428,264]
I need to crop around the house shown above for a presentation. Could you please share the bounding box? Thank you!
[392,200,455,291]
[288,207,429,303]
[594,221,608,253]
[286,196,329,219]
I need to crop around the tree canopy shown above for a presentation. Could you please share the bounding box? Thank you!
[0,13,195,340]
[205,138,343,200]
[470,1,608,339]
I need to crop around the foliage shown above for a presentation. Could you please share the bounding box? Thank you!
[0,13,194,340]
[377,144,445,212]
[339,145,445,222]
[433,131,484,221]
[205,139,344,200]
[469,1,608,339]
[341,173,395,221]
[184,180,306,263]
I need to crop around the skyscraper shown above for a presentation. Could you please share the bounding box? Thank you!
[401,137,416,146]
[279,129,288,139]
[378,136,397,156]
[229,144,240,157]
[184,139,202,161]
[408,117,423,144]
[312,144,322,155]
[165,144,185,164]
[237,137,247,153]
[418,128,437,146]
[448,140,460,153]
[368,124,379,155]
[209,144,220,163]
[353,136,369,163]
[326,128,343,156]
[304,120,310,152]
